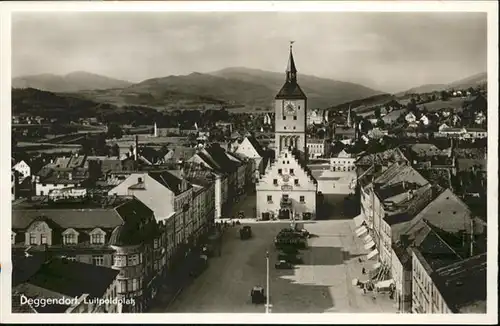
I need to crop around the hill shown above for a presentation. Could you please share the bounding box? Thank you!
[12,71,133,92]
[11,88,160,125]
[399,71,487,95]
[65,68,384,110]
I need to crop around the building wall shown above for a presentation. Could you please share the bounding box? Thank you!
[36,183,75,196]
[256,148,317,219]
[274,99,307,155]
[380,219,393,265]
[13,161,31,181]
[108,173,175,221]
[307,141,325,158]
[391,249,412,313]
[411,251,452,314]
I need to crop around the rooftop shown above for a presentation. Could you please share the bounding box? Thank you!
[13,257,119,313]
[433,253,487,313]
[356,147,409,166]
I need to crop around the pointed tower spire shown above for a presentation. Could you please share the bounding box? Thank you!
[286,41,297,83]
[347,105,352,128]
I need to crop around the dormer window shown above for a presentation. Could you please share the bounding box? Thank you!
[62,228,79,245]
[90,228,106,245]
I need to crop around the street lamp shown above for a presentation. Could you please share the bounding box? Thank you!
[265,250,271,313]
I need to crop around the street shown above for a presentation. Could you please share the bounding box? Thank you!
[160,217,396,313]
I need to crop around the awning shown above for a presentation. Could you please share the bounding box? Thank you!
[356,226,368,237]
[367,249,379,260]
[353,214,365,227]
[363,235,373,243]
[364,240,376,250]
[372,262,381,270]
[375,279,395,289]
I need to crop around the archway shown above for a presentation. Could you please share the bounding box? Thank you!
[279,208,291,220]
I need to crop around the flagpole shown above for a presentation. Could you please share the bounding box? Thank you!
[266,250,270,313]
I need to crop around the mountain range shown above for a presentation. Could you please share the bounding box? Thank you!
[12,68,385,110]
[12,71,133,93]
[398,72,487,95]
[12,69,487,111]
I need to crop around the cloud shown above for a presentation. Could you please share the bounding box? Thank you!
[12,12,487,92]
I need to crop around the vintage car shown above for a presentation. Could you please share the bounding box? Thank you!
[275,260,294,269]
[250,286,266,304]
[240,226,252,240]
[277,253,303,264]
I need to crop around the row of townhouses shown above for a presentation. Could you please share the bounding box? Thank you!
[11,139,268,313]
[353,148,487,313]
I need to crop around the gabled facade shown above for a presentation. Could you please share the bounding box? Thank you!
[256,148,317,220]
[13,160,31,181]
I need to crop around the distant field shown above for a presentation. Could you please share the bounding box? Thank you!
[419,98,466,112]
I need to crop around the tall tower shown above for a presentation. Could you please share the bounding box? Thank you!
[347,105,353,128]
[274,42,307,159]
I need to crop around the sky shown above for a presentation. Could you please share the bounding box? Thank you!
[11,11,487,93]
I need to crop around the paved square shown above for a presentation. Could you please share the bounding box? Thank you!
[155,218,397,313]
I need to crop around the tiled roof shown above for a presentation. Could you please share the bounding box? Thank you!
[275,81,307,100]
[433,253,487,313]
[246,136,267,157]
[356,147,409,166]
[374,163,429,187]
[409,188,474,233]
[148,170,185,195]
[14,257,119,307]
[11,196,138,230]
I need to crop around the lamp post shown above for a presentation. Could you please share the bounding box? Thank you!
[265,250,270,313]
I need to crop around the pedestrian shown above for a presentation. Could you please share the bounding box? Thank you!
[363,288,366,294]
[362,267,366,275]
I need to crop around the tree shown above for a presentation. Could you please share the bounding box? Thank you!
[107,123,123,139]
[374,107,381,119]
[110,143,120,157]
[440,90,449,101]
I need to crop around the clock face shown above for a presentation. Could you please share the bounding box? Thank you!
[284,101,297,116]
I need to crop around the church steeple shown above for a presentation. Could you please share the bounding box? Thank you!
[286,41,297,83]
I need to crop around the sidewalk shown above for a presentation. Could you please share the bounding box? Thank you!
[148,229,227,312]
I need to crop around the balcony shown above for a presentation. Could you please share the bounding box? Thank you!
[280,197,292,208]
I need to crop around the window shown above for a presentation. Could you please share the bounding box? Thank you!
[283,116,286,120]
[267,195,272,202]
[293,126,296,130]
[29,234,37,245]
[127,254,140,266]
[113,255,127,267]
[287,161,289,164]
[154,239,159,249]
[132,278,140,291]
[63,233,77,245]
[92,255,104,266]
[284,154,287,158]
[284,127,287,130]
[294,179,299,185]
[293,116,297,120]
[300,196,305,203]
[290,169,294,175]
[273,179,278,185]
[12,232,15,244]
[278,169,282,174]
[91,233,104,245]
[40,234,47,245]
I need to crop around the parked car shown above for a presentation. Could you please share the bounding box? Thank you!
[275,260,294,269]
[278,253,303,264]
[240,226,252,240]
[250,286,266,304]
[189,255,208,277]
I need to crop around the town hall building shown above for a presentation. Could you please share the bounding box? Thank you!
[256,43,317,221]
